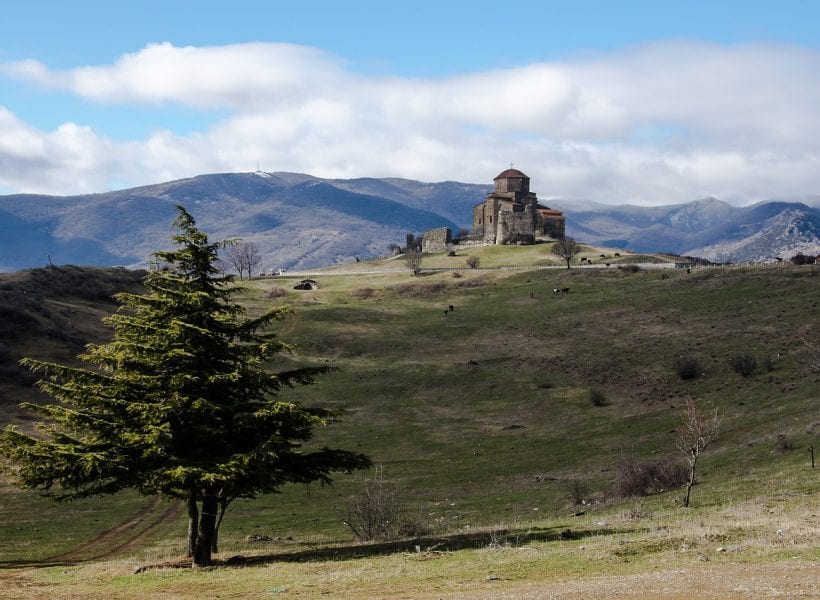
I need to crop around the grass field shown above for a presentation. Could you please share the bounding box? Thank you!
[0,249,817,598]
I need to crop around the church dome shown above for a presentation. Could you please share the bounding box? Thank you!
[494,168,529,180]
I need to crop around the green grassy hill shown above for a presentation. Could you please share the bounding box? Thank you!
[0,254,817,597]
[0,265,145,417]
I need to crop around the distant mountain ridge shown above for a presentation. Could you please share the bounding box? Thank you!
[560,197,820,262]
[1,172,818,271]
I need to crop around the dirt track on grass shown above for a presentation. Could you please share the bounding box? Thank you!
[48,496,183,563]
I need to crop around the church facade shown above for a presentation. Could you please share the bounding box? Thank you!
[472,168,565,245]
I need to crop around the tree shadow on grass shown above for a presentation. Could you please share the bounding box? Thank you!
[151,524,637,571]
[0,524,643,571]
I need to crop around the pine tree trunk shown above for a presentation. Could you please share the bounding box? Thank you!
[186,489,199,557]
[211,497,229,553]
[193,487,218,567]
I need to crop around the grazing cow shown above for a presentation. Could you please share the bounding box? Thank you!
[561,287,570,293]
[443,309,449,315]
[449,304,454,312]
[553,288,561,294]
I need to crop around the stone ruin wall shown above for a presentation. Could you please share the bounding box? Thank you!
[422,227,452,253]
[497,205,536,245]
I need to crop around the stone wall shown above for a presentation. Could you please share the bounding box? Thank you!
[422,227,452,253]
[497,205,536,245]
[538,214,566,239]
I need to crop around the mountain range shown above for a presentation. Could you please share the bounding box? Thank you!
[1,172,818,272]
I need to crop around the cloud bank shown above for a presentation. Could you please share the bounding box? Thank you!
[2,40,820,203]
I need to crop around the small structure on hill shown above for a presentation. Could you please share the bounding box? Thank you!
[472,168,565,245]
[293,279,319,290]
[422,227,452,253]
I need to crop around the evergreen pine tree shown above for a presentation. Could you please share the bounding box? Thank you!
[1,206,370,567]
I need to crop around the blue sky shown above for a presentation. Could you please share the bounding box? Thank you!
[2,0,820,203]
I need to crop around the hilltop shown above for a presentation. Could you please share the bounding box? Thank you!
[0,246,817,597]
[1,172,818,272]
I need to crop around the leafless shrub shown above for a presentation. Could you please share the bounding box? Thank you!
[466,255,480,269]
[451,278,484,289]
[344,468,401,542]
[590,388,608,406]
[568,479,590,505]
[623,503,653,521]
[674,355,702,380]
[389,282,447,297]
[404,250,423,276]
[451,271,462,279]
[397,517,432,538]
[617,264,641,273]
[615,456,689,498]
[351,287,375,299]
[773,434,794,455]
[730,354,757,377]
[265,287,289,298]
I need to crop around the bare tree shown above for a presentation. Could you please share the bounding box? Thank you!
[343,467,401,541]
[404,250,423,276]
[676,399,721,507]
[226,242,261,280]
[241,242,262,279]
[551,237,580,269]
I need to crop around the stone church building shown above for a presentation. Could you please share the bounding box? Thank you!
[472,168,565,245]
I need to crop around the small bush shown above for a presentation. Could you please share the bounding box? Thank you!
[568,479,590,505]
[730,354,757,377]
[674,355,702,380]
[617,264,641,273]
[773,434,793,454]
[466,256,480,269]
[451,278,484,289]
[590,388,608,406]
[344,468,401,542]
[397,517,432,538]
[351,287,375,299]
[615,457,689,498]
[265,287,289,298]
[451,271,462,279]
[389,282,447,297]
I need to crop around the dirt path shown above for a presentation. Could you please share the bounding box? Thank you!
[48,496,183,563]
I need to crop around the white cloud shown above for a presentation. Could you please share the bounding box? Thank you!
[2,40,820,203]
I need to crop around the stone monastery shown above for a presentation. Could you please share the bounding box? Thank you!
[473,168,565,245]
[420,168,565,253]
